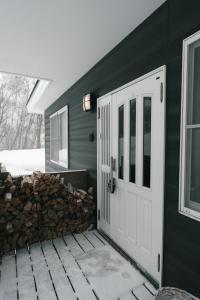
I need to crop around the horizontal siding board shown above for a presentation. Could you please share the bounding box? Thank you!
[45,3,167,199]
[44,1,200,296]
[169,0,200,42]
[162,1,200,297]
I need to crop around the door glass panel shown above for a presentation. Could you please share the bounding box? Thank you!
[185,128,200,212]
[143,97,151,188]
[118,105,124,179]
[130,99,136,183]
[187,40,200,125]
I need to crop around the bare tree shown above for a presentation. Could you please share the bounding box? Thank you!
[0,74,44,151]
[35,115,43,148]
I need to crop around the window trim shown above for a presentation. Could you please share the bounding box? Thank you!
[179,30,200,221]
[50,105,69,168]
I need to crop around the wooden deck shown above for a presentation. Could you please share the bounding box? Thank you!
[0,231,157,300]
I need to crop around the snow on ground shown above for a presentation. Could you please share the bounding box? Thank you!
[0,148,45,176]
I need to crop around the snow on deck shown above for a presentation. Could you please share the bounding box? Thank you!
[0,148,45,176]
[0,231,156,300]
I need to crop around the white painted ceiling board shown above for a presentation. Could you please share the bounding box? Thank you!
[0,0,166,112]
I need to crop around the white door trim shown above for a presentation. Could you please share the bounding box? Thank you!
[97,65,166,286]
[98,66,166,101]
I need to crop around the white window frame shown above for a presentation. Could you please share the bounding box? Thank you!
[50,105,69,168]
[179,30,200,221]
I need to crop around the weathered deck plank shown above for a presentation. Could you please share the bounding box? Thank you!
[144,282,157,296]
[0,253,18,300]
[92,230,108,245]
[133,284,155,300]
[30,243,57,300]
[53,238,96,300]
[0,231,156,300]
[16,248,37,300]
[73,233,94,252]
[83,231,104,248]
[120,291,136,300]
[63,234,84,256]
[76,245,145,300]
[41,240,76,300]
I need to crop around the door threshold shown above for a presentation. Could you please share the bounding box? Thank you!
[97,229,160,289]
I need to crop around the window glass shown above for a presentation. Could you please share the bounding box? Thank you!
[51,139,59,162]
[180,31,200,220]
[59,111,68,164]
[185,128,200,212]
[143,97,151,188]
[187,40,200,125]
[130,99,136,183]
[50,107,68,167]
[50,115,59,162]
[118,105,124,179]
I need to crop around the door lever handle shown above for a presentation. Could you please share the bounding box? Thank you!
[107,178,116,193]
[111,157,116,171]
[107,156,116,193]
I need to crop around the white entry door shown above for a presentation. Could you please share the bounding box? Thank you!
[97,66,166,285]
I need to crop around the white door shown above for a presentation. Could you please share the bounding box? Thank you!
[97,67,166,285]
[97,94,112,234]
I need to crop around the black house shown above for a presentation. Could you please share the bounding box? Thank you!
[25,0,200,296]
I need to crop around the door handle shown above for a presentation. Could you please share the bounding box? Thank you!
[107,156,116,193]
[107,178,116,193]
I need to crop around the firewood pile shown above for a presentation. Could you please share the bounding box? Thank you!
[0,172,95,254]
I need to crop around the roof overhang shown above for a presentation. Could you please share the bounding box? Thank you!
[0,0,166,113]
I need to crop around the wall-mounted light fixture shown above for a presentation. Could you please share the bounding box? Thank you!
[83,93,92,112]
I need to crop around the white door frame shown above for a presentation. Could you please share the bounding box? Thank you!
[97,65,166,286]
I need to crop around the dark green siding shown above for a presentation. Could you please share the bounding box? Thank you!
[45,2,167,195]
[163,0,200,296]
[45,0,200,296]
[45,98,97,192]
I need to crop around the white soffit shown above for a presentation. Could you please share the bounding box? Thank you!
[0,0,166,113]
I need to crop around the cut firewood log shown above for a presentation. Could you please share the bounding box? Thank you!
[0,172,95,255]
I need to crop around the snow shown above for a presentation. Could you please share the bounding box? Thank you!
[0,148,45,176]
[0,231,149,300]
[76,245,145,299]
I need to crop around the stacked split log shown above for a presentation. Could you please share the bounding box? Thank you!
[0,172,95,254]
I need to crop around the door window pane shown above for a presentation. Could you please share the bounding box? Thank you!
[185,128,200,212]
[130,99,136,183]
[187,40,200,125]
[143,97,151,188]
[118,105,124,179]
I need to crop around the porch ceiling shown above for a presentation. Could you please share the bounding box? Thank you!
[0,0,165,113]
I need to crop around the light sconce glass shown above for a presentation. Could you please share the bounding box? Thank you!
[83,93,92,112]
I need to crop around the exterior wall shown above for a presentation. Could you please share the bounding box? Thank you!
[45,2,167,195]
[45,0,200,296]
[163,0,200,295]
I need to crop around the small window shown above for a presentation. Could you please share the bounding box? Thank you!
[179,30,200,221]
[50,106,68,168]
